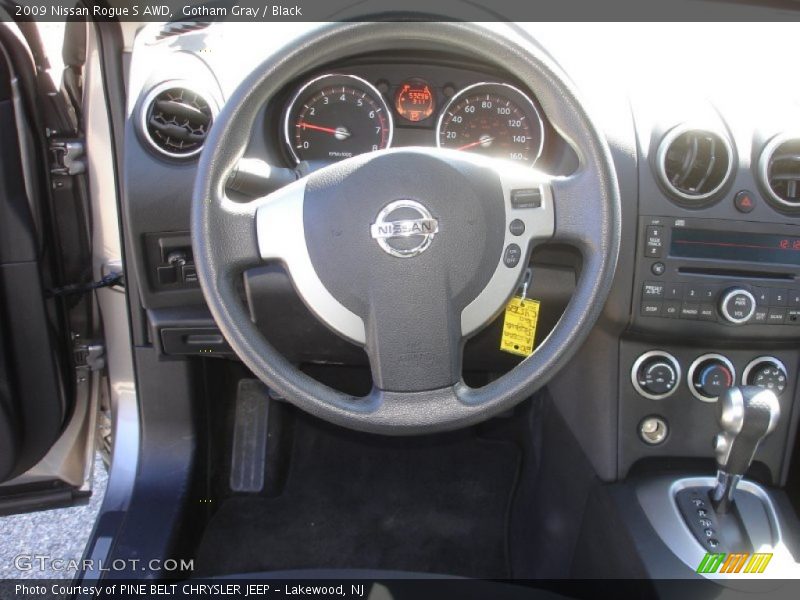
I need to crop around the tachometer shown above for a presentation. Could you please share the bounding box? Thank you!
[284,74,393,164]
[436,82,544,166]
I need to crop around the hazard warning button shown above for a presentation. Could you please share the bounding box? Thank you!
[734,190,756,213]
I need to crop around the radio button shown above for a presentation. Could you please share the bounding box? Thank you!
[664,300,681,318]
[753,287,770,305]
[684,285,703,301]
[787,309,800,325]
[645,226,664,258]
[641,301,663,317]
[680,303,700,319]
[769,288,788,307]
[719,288,756,324]
[768,308,786,324]
[643,282,665,299]
[651,262,666,276]
[789,292,800,307]
[665,283,684,299]
[698,305,716,321]
[754,308,770,323]
[699,285,717,301]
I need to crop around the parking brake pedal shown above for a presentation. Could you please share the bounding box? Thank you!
[229,379,271,493]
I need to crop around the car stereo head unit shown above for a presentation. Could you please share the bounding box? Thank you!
[635,216,800,338]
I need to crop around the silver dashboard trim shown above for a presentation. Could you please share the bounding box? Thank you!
[687,353,736,403]
[460,163,555,337]
[282,73,394,165]
[636,476,798,581]
[719,288,757,325]
[435,81,545,168]
[742,356,788,395]
[138,80,219,160]
[630,350,682,401]
[655,123,734,202]
[757,132,800,211]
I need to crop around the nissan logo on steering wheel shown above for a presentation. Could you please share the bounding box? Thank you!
[370,199,440,258]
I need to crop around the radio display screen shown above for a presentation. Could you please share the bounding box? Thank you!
[670,228,800,265]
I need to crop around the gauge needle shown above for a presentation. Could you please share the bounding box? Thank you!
[456,136,494,151]
[297,121,351,139]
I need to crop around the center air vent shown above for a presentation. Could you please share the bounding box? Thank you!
[758,134,800,212]
[656,126,733,204]
[140,82,217,159]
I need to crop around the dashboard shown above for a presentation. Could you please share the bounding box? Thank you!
[122,22,800,484]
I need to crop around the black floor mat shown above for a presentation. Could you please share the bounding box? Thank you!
[195,411,521,577]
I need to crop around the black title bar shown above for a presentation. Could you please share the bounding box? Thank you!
[2,0,800,22]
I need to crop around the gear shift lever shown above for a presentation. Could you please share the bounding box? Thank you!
[711,386,780,514]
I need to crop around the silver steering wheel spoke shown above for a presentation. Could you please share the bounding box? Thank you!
[461,159,556,337]
[254,178,367,344]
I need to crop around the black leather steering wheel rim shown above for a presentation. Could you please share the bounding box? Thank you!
[192,22,620,434]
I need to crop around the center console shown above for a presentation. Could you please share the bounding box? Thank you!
[610,108,800,581]
[619,214,800,481]
[621,217,800,479]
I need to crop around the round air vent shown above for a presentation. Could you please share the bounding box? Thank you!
[140,82,217,159]
[758,133,800,212]
[655,126,734,204]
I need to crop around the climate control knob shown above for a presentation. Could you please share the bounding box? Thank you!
[744,357,788,397]
[719,288,756,324]
[632,351,681,400]
[688,354,736,402]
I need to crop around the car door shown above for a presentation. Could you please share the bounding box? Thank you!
[0,12,100,514]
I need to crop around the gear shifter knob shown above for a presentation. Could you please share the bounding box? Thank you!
[712,386,780,513]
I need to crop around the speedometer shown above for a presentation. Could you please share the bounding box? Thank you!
[284,73,393,164]
[436,82,544,166]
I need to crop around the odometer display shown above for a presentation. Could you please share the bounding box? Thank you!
[284,74,393,164]
[437,82,544,166]
[395,79,435,122]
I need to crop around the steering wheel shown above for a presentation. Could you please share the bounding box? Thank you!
[192,22,620,434]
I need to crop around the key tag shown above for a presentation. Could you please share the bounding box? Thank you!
[500,269,541,358]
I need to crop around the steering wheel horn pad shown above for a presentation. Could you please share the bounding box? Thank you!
[258,148,553,392]
[192,22,620,434]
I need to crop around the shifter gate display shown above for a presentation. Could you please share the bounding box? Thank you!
[500,297,540,357]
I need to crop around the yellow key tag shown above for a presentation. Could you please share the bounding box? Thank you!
[500,296,540,357]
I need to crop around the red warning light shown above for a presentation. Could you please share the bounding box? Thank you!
[395,80,435,122]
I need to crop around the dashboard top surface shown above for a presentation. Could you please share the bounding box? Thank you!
[124,22,800,328]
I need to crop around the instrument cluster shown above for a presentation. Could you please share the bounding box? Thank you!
[281,72,546,167]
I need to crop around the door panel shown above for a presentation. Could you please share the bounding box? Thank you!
[0,24,70,483]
